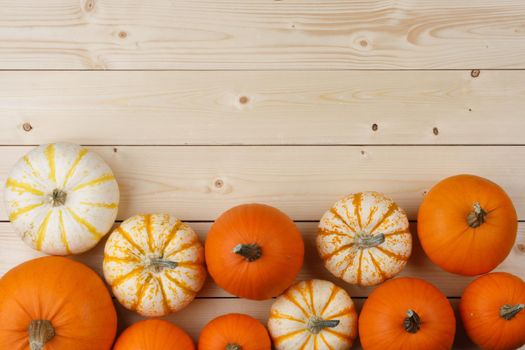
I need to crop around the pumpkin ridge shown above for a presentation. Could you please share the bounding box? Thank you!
[352,193,363,230]
[307,280,316,316]
[131,273,152,311]
[72,174,115,192]
[6,178,45,196]
[144,214,155,253]
[273,328,306,345]
[67,208,103,239]
[368,251,386,282]
[338,249,359,279]
[319,333,334,350]
[324,306,355,320]
[111,266,143,288]
[8,202,44,221]
[62,148,88,187]
[58,210,71,254]
[365,205,379,228]
[324,328,350,342]
[117,226,146,255]
[35,211,52,251]
[375,246,409,262]
[319,285,339,315]
[329,208,354,233]
[270,311,304,323]
[317,228,350,239]
[369,202,398,234]
[44,144,56,182]
[155,276,170,314]
[383,229,410,237]
[23,155,42,179]
[164,239,199,259]
[341,204,357,233]
[104,255,140,264]
[283,291,310,318]
[164,271,196,295]
[297,284,314,315]
[298,334,311,350]
[321,243,354,261]
[162,219,183,253]
[356,250,364,285]
[79,201,118,209]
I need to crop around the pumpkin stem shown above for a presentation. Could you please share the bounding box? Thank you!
[148,257,178,273]
[500,304,525,320]
[49,188,67,207]
[233,243,262,262]
[355,232,385,249]
[403,309,421,334]
[225,344,242,350]
[467,202,487,228]
[307,316,340,334]
[28,320,55,350]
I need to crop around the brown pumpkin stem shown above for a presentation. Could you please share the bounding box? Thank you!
[307,316,340,334]
[225,344,242,350]
[149,257,178,273]
[500,304,525,320]
[28,320,55,350]
[467,202,487,228]
[49,188,67,207]
[403,309,421,334]
[355,232,385,249]
[233,243,262,262]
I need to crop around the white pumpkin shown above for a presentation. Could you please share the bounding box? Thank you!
[317,191,412,287]
[268,279,358,350]
[103,213,206,317]
[4,143,119,255]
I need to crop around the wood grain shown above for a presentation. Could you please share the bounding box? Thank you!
[2,70,525,145]
[1,222,523,298]
[1,0,525,69]
[1,146,525,221]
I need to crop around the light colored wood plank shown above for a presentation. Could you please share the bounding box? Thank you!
[2,71,525,145]
[1,222,523,298]
[115,299,478,349]
[1,146,525,220]
[1,0,525,69]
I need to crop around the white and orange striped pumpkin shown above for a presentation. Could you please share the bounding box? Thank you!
[268,279,358,350]
[4,143,119,255]
[317,191,411,287]
[103,214,206,317]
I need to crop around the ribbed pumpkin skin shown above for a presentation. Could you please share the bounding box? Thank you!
[205,204,304,300]
[359,277,455,350]
[268,279,358,350]
[418,174,517,276]
[199,313,271,350]
[460,272,525,350]
[4,143,119,255]
[103,214,206,317]
[0,256,117,350]
[114,320,195,350]
[317,191,411,286]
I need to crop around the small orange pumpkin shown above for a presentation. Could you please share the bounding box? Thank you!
[205,204,304,300]
[0,256,117,350]
[418,174,517,275]
[113,319,195,350]
[460,272,525,350]
[359,277,456,350]
[198,313,271,350]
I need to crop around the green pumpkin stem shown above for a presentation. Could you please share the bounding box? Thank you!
[403,309,421,333]
[233,243,262,262]
[355,232,385,249]
[225,344,243,350]
[50,188,67,207]
[149,257,178,273]
[28,320,55,350]
[307,316,340,334]
[500,304,525,320]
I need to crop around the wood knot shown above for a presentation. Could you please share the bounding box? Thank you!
[118,31,127,39]
[517,243,525,253]
[214,179,224,188]
[113,147,118,153]
[84,0,95,12]
[371,123,378,131]
[471,69,480,78]
[433,127,439,135]
[239,96,249,104]
[22,122,33,132]
[360,40,368,47]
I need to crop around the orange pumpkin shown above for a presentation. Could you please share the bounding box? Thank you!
[114,319,195,350]
[0,256,116,350]
[205,204,304,300]
[460,272,525,350]
[418,174,517,275]
[199,313,271,350]
[359,277,456,350]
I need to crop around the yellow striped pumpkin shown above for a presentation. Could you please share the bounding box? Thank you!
[317,191,411,287]
[268,279,357,350]
[103,214,206,317]
[4,143,119,255]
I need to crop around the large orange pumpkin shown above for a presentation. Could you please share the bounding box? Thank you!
[114,319,195,350]
[359,277,456,350]
[0,256,117,350]
[198,313,271,350]
[418,174,517,276]
[460,272,525,350]
[205,204,304,300]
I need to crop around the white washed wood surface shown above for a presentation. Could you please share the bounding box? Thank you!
[1,71,525,145]
[0,0,525,69]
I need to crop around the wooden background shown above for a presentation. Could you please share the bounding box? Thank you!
[1,0,524,349]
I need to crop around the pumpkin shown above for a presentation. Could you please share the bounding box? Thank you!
[317,191,411,286]
[4,142,119,255]
[205,203,304,300]
[418,174,517,276]
[268,279,358,350]
[103,213,206,317]
[460,272,525,350]
[114,319,195,350]
[359,277,455,350]
[199,313,271,350]
[0,256,117,350]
